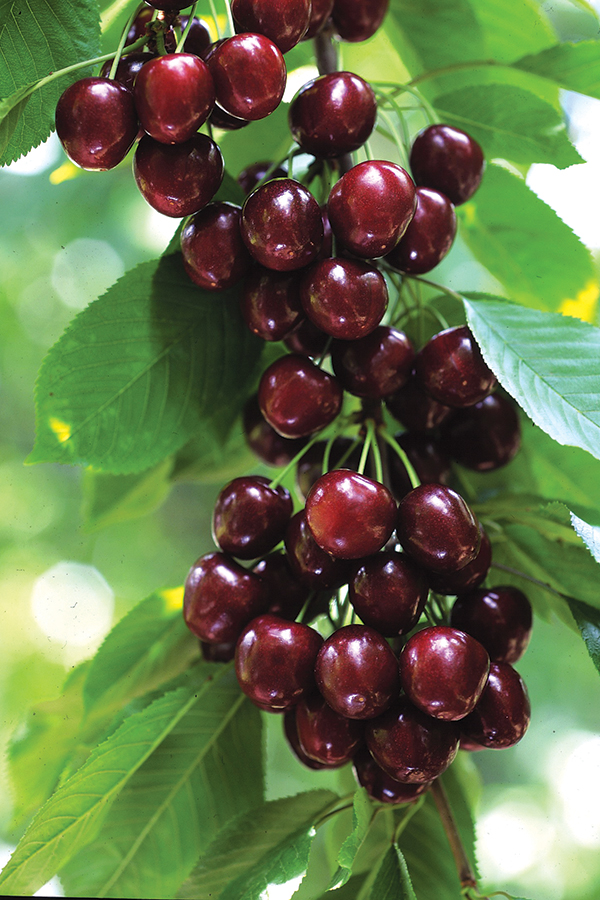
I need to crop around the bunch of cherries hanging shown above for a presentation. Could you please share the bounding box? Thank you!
[54,0,532,805]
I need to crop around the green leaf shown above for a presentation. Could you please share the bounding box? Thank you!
[567,597,600,675]
[0,0,100,165]
[171,414,254,484]
[459,165,597,312]
[462,295,600,462]
[177,790,338,900]
[514,40,600,100]
[471,0,556,62]
[433,84,582,168]
[328,788,373,890]
[61,679,264,899]
[368,844,417,900]
[28,251,263,474]
[81,458,174,530]
[570,511,600,562]
[388,0,485,71]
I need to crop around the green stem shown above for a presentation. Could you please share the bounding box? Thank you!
[378,429,420,490]
[208,0,222,38]
[176,1,199,51]
[409,274,465,306]
[393,793,427,842]
[358,420,376,476]
[109,4,145,79]
[376,107,409,167]
[431,780,479,891]
[223,0,236,36]
[268,431,325,490]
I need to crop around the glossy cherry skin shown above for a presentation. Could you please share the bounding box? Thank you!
[253,551,310,620]
[306,470,397,559]
[243,394,307,467]
[410,124,485,206]
[212,475,293,560]
[55,77,138,171]
[231,0,311,52]
[284,710,329,769]
[285,510,351,589]
[327,160,416,258]
[237,160,287,194]
[304,0,335,38]
[207,33,286,120]
[241,179,323,271]
[387,431,451,501]
[451,586,532,664]
[331,327,414,400]
[441,393,522,471]
[99,52,147,92]
[315,625,400,719]
[240,268,304,341]
[200,639,236,662]
[349,550,429,636]
[235,614,323,711]
[258,354,343,439]
[385,187,457,275]
[284,317,330,358]
[366,696,460,783]
[300,258,388,340]
[134,133,223,217]
[183,551,269,643]
[331,0,389,41]
[289,72,377,158]
[397,484,480,573]
[461,662,531,748]
[399,626,490,721]
[126,6,154,44]
[209,103,250,130]
[179,16,213,56]
[296,436,361,500]
[414,325,497,408]
[296,692,364,765]
[134,53,215,143]
[353,747,432,804]
[145,0,186,10]
[427,524,492,595]
[181,202,253,290]
[385,374,453,433]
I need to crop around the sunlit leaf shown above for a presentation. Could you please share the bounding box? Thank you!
[514,41,600,100]
[567,598,600,676]
[328,788,373,890]
[388,0,485,71]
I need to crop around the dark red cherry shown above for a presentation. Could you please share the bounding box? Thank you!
[387,431,451,501]
[283,317,330,358]
[385,374,453,433]
[231,0,311,52]
[327,160,416,258]
[212,475,293,560]
[296,437,362,500]
[331,0,389,41]
[258,354,343,438]
[410,124,485,206]
[304,0,335,38]
[99,52,148,92]
[441,393,522,471]
[183,551,268,643]
[306,470,397,559]
[200,639,236,662]
[366,696,459,783]
[296,692,364,765]
[134,53,215,143]
[181,202,253,290]
[399,626,490,721]
[349,550,429,637]
[235,614,323,711]
[179,16,213,57]
[414,325,497,408]
[240,268,304,341]
[134,132,223,217]
[331,326,414,398]
[315,624,400,719]
[397,484,480,573]
[461,662,531,748]
[289,72,377,158]
[55,77,138,171]
[237,160,287,194]
[385,187,457,275]
[285,510,351,589]
[241,178,323,271]
[451,586,533,664]
[209,103,250,130]
[427,523,492,595]
[145,0,186,10]
[284,709,329,769]
[300,258,388,340]
[243,394,307,467]
[126,6,154,45]
[207,33,286,120]
[352,747,432,804]
[253,551,310,620]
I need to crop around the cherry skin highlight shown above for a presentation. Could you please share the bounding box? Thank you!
[242,394,307,468]
[295,692,364,766]
[212,476,293,560]
[461,662,531,749]
[284,710,329,769]
[134,53,215,144]
[258,354,343,439]
[231,0,311,52]
[300,257,388,340]
[285,510,352,590]
[385,186,457,275]
[331,326,414,398]
[414,325,497,408]
[410,124,485,206]
[207,33,287,121]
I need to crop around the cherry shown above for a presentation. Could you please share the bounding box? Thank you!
[235,613,323,711]
[366,696,460,783]
[295,692,364,766]
[296,436,361,500]
[385,187,457,275]
[387,431,451,500]
[240,268,304,341]
[283,317,330,358]
[427,523,492,595]
[145,0,186,10]
[306,470,397,559]
[414,325,497,408]
[212,475,293,560]
[207,33,287,121]
[410,124,485,206]
[253,551,310,620]
[126,6,154,45]
[209,104,250,130]
[300,257,388,340]
[55,77,138,171]
[289,72,377,158]
[284,709,329,769]
[285,510,351,589]
[352,747,432,804]
[241,178,324,271]
[450,586,532,664]
[258,354,343,439]
[331,326,414,398]
[461,662,531,749]
[178,15,213,57]
[134,132,223,217]
[134,53,215,144]
[315,624,400,719]
[441,393,522,471]
[327,160,416,258]
[99,52,148,92]
[349,550,429,636]
[397,483,480,573]
[231,0,311,52]
[304,0,335,38]
[237,160,287,194]
[242,394,307,467]
[181,202,253,291]
[183,551,268,643]
[200,639,236,662]
[331,0,389,42]
[399,626,490,721]
[385,374,453,433]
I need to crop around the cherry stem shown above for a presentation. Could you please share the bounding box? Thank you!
[373,81,437,125]
[431,780,479,892]
[223,0,236,35]
[409,275,465,307]
[208,0,223,38]
[108,3,144,79]
[268,431,326,491]
[176,2,199,52]
[393,793,427,842]
[358,420,376,476]
[378,429,420,490]
[375,107,409,167]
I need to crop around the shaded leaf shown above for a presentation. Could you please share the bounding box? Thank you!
[81,458,174,531]
[328,788,373,890]
[388,0,485,71]
[367,844,416,900]
[514,40,600,100]
[567,598,600,676]
[471,0,555,62]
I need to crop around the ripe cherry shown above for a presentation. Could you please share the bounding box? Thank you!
[134,53,215,144]
[179,16,213,57]
[284,710,329,769]
[285,510,351,589]
[427,523,492,595]
[461,662,531,748]
[99,53,147,92]
[240,268,304,341]
[385,374,453,432]
[231,0,311,52]
[304,0,335,38]
[441,393,522,471]
[295,692,364,766]
[237,160,287,194]
[181,202,253,290]
[300,257,388,340]
[387,431,451,500]
[207,33,287,121]
[385,186,457,275]
[450,585,532,664]
[253,551,310,620]
[349,550,429,636]
[414,325,497,408]
[296,437,362,500]
[283,317,330,358]
[258,354,343,439]
[242,394,307,467]
[331,0,390,42]
[212,476,293,560]
[331,326,414,398]
[410,124,485,206]
[352,747,432,804]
